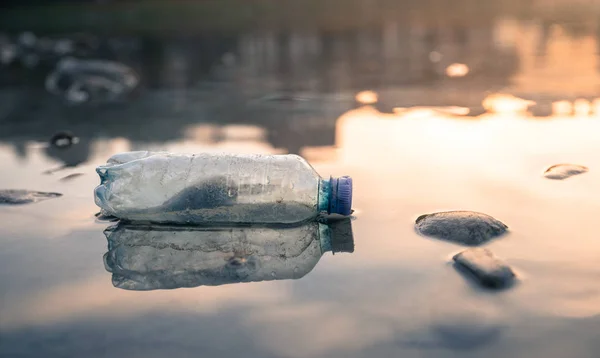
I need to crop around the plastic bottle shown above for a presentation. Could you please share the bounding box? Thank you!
[94,151,353,224]
[103,219,354,290]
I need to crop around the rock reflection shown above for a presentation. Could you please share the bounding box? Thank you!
[102,219,354,291]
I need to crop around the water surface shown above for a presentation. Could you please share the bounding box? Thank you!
[1,2,600,357]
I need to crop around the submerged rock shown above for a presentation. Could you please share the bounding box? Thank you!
[453,248,515,289]
[543,164,588,180]
[0,190,62,205]
[415,211,507,246]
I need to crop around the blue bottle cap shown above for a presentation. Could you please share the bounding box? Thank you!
[329,176,353,216]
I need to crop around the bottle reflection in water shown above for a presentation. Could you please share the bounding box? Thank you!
[102,219,354,291]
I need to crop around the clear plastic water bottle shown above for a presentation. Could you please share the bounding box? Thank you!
[95,151,353,224]
[103,219,354,290]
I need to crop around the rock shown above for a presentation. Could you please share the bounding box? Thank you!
[415,211,508,246]
[0,190,62,205]
[544,164,588,180]
[50,131,79,148]
[453,248,515,289]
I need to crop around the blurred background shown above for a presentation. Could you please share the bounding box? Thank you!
[2,0,600,160]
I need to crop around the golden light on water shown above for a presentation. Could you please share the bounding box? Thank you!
[355,90,378,105]
[482,94,535,114]
[445,63,469,77]
[552,101,573,115]
[593,99,600,116]
[392,106,470,118]
[574,99,591,117]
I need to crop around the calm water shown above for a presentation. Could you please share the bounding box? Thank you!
[1,1,600,357]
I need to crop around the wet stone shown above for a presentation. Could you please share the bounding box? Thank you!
[453,248,515,289]
[544,164,588,180]
[0,190,62,205]
[415,211,507,246]
[50,131,79,148]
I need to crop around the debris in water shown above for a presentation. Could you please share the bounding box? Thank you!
[543,164,588,180]
[60,173,84,181]
[453,248,515,289]
[45,57,139,104]
[0,190,62,205]
[415,211,508,246]
[50,131,79,148]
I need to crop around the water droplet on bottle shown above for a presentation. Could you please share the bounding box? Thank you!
[293,267,299,273]
[271,271,277,277]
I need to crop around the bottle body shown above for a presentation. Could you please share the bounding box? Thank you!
[95,152,332,224]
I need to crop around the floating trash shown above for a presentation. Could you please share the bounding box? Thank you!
[0,190,62,205]
[50,131,79,148]
[453,248,515,289]
[543,164,588,180]
[95,151,353,224]
[45,57,139,104]
[415,211,508,246]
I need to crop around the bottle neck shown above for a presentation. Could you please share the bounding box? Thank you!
[318,178,331,214]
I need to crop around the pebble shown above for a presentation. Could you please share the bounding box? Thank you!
[0,190,62,205]
[544,164,588,180]
[50,131,79,148]
[415,211,508,246]
[453,248,515,289]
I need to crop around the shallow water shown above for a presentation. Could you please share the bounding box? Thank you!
[2,3,600,357]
